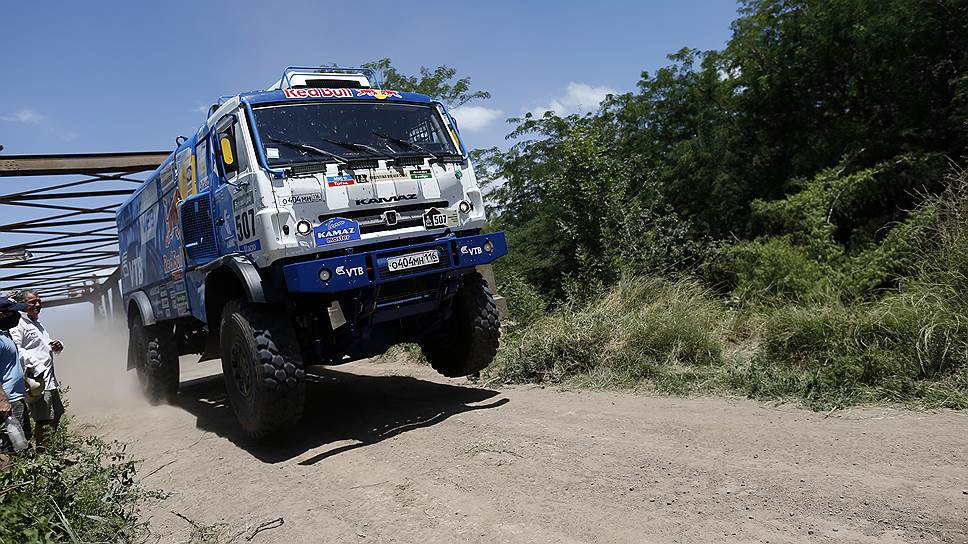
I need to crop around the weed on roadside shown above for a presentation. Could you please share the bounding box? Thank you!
[489,273,968,411]
[0,416,162,544]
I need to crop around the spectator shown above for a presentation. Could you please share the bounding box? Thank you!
[10,290,64,447]
[0,297,30,454]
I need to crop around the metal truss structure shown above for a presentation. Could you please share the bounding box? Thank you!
[0,152,168,315]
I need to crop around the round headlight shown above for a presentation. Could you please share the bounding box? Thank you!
[295,220,313,236]
[318,268,332,282]
[458,200,472,214]
[483,239,494,253]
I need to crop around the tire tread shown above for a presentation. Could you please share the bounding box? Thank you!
[220,300,305,440]
[421,273,501,377]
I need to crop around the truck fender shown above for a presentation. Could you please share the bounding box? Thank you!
[128,291,156,327]
[125,291,155,371]
[222,255,266,303]
[202,254,266,305]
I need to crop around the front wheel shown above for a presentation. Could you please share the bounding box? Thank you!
[420,273,501,377]
[128,315,179,404]
[219,300,306,440]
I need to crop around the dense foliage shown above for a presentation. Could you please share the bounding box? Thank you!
[491,169,968,409]
[371,0,968,407]
[483,0,968,297]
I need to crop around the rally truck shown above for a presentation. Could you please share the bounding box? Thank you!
[116,67,506,438]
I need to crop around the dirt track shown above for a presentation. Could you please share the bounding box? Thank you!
[72,356,967,544]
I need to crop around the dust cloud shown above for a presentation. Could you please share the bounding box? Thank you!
[39,308,146,417]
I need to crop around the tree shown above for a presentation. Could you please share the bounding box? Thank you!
[485,0,968,300]
[354,58,491,109]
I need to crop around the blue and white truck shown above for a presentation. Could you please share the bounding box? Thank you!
[116,67,506,438]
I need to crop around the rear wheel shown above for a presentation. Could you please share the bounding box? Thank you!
[128,315,179,404]
[420,273,501,377]
[219,300,306,440]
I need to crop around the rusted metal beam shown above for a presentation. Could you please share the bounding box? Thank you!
[0,253,117,269]
[0,217,116,232]
[1,189,134,201]
[0,151,169,177]
[42,295,96,309]
[0,151,167,307]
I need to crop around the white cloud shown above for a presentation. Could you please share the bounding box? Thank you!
[450,105,503,132]
[529,82,618,117]
[1,109,46,124]
[192,104,210,114]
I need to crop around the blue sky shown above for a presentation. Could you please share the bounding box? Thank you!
[0,1,739,155]
[1,1,740,326]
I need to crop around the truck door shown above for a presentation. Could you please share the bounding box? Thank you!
[179,133,219,267]
[212,113,254,254]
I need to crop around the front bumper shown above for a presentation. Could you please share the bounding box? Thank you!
[282,232,507,293]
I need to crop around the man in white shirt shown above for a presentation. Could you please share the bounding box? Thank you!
[10,290,64,446]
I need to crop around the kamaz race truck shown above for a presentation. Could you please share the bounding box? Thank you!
[116,67,506,438]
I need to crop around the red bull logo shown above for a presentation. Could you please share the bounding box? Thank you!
[282,88,403,100]
[283,88,354,99]
[164,191,181,245]
[357,89,402,100]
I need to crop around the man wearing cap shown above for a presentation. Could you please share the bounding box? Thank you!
[10,290,64,447]
[0,298,30,453]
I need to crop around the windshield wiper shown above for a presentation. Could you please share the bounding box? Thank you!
[319,137,388,158]
[266,137,348,165]
[372,131,439,160]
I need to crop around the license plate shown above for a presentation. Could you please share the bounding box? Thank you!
[386,249,440,273]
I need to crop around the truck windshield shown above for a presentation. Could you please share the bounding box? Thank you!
[252,102,460,167]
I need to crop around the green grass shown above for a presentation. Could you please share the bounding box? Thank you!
[0,411,160,543]
[489,276,734,394]
[488,171,968,411]
[488,275,968,411]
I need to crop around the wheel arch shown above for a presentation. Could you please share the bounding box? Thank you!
[204,256,265,330]
[127,291,155,327]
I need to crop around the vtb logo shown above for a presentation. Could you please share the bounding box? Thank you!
[335,265,365,278]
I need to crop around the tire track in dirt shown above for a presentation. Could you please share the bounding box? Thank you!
[74,358,968,543]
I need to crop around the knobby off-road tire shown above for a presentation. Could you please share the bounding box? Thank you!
[129,314,179,405]
[219,300,306,440]
[420,272,501,377]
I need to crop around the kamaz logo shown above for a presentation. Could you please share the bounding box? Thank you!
[460,246,483,256]
[354,194,417,206]
[335,265,365,278]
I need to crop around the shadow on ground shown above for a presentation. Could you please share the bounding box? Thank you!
[173,365,508,464]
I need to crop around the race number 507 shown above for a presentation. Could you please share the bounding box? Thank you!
[236,209,256,241]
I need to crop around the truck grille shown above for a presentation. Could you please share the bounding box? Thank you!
[318,200,448,234]
[375,274,441,308]
[181,196,218,264]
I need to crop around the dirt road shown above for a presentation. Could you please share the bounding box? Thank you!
[72,356,967,544]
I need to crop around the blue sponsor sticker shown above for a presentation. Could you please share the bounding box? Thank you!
[314,217,360,246]
[239,240,262,253]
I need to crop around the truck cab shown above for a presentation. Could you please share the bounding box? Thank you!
[118,67,505,438]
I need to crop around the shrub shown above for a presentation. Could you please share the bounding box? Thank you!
[496,274,547,329]
[0,416,157,543]
[724,237,840,303]
[488,168,968,411]
[490,276,729,392]
[744,289,968,409]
